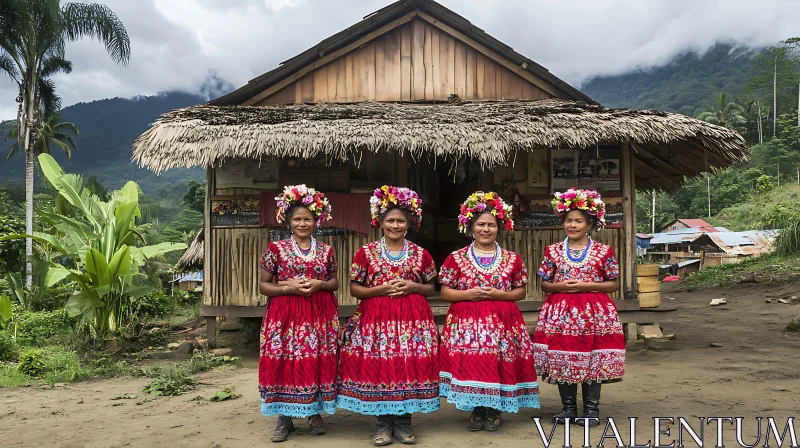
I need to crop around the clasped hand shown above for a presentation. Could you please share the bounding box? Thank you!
[285,276,322,296]
[385,278,417,298]
[466,285,498,301]
[561,279,592,293]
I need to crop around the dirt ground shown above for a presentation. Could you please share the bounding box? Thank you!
[2,281,799,448]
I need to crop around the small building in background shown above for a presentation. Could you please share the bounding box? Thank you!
[646,228,775,268]
[660,218,717,234]
[175,271,203,292]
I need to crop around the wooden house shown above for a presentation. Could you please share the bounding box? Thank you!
[132,0,747,339]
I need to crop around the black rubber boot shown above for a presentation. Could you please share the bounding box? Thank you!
[577,382,601,428]
[552,383,578,424]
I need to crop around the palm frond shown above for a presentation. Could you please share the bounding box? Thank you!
[38,77,62,117]
[0,50,20,82]
[52,121,79,135]
[6,141,20,160]
[49,138,73,158]
[52,133,77,153]
[41,55,72,78]
[61,2,130,66]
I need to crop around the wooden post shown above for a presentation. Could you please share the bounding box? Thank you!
[620,141,637,300]
[204,168,215,341]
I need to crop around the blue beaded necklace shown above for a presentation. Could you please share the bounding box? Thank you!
[564,237,592,267]
[469,242,501,274]
[381,237,409,266]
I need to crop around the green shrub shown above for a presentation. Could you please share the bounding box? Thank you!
[15,310,73,345]
[133,291,175,320]
[18,349,46,377]
[142,366,196,396]
[0,332,17,362]
[774,216,800,257]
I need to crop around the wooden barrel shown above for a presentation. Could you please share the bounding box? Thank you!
[636,264,661,308]
[638,292,661,308]
[637,264,660,277]
[637,279,661,293]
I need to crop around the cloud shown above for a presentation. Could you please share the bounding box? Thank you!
[1,0,798,120]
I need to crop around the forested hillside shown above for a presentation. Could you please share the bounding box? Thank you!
[581,43,759,115]
[0,92,206,193]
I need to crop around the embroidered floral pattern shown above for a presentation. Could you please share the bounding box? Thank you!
[338,242,440,416]
[438,246,539,412]
[533,241,625,385]
[261,239,337,280]
[349,241,436,286]
[439,246,528,291]
[537,241,619,283]
[257,238,339,418]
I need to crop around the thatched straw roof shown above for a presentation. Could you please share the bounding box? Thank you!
[132,99,748,191]
[175,229,203,273]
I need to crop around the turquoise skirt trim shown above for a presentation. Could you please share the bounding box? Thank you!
[439,373,540,413]
[261,399,337,418]
[335,395,440,416]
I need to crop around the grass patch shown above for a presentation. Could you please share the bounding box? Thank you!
[0,365,29,387]
[685,254,800,287]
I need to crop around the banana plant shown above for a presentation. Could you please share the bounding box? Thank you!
[1,154,186,337]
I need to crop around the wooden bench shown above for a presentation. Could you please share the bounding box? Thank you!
[200,299,677,344]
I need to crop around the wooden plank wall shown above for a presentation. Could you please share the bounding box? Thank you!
[208,227,623,307]
[257,19,552,105]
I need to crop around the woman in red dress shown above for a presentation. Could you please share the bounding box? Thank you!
[258,185,339,442]
[533,188,625,428]
[337,185,439,446]
[438,191,540,432]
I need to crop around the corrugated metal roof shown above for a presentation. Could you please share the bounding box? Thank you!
[650,231,704,245]
[176,271,203,283]
[678,219,714,228]
[705,231,774,256]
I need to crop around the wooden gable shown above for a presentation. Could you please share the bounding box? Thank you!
[256,17,555,106]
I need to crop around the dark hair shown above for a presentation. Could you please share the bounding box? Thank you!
[286,203,313,221]
[562,209,598,231]
[467,209,502,233]
[378,206,416,227]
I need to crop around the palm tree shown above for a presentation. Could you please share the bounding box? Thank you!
[4,112,78,159]
[696,92,747,129]
[0,0,130,287]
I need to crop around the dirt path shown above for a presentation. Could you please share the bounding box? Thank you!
[2,282,799,447]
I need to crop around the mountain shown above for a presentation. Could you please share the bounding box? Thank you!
[0,91,207,194]
[581,42,760,115]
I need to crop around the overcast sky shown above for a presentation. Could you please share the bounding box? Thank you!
[1,0,799,120]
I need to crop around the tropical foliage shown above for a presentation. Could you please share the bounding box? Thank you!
[1,154,185,338]
[0,0,130,287]
[4,113,78,159]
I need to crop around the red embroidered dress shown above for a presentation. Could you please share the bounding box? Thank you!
[438,246,540,412]
[533,240,625,384]
[336,241,440,415]
[258,239,339,417]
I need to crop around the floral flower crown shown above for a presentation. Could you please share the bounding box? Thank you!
[551,188,606,229]
[369,185,423,228]
[458,191,514,234]
[275,184,332,227]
